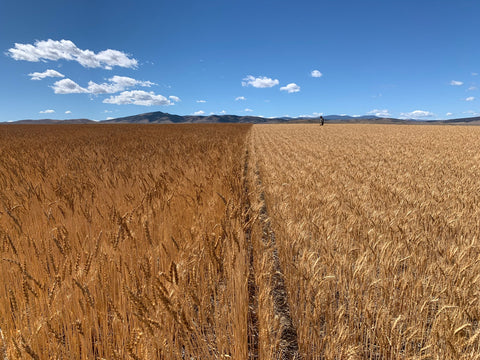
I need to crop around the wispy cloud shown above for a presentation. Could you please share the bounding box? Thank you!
[39,109,55,114]
[367,109,391,117]
[446,112,453,116]
[466,96,475,101]
[196,100,206,103]
[65,110,71,114]
[450,80,463,86]
[311,70,322,78]
[473,73,478,76]
[193,110,205,115]
[29,69,64,80]
[244,108,253,112]
[103,90,173,106]
[400,110,435,119]
[235,96,246,101]
[298,112,324,118]
[169,96,181,102]
[280,83,300,93]
[7,39,138,69]
[242,75,279,88]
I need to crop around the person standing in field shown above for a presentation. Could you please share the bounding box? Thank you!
[320,116,325,126]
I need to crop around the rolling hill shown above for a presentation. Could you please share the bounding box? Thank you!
[4,111,480,125]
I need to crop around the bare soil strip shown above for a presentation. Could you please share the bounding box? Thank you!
[244,148,260,360]
[246,136,301,360]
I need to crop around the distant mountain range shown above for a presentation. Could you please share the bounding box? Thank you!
[5,111,480,125]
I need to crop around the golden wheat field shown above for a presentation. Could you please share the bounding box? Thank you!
[1,123,480,359]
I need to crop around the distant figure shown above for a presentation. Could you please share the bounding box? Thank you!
[320,116,325,126]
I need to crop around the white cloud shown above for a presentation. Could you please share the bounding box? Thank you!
[473,73,478,76]
[446,112,453,116]
[468,86,478,91]
[400,110,435,119]
[367,109,391,117]
[450,80,463,86]
[298,112,324,118]
[244,108,253,112]
[86,76,154,94]
[65,110,72,114]
[29,69,64,80]
[242,75,279,88]
[466,96,475,101]
[193,110,205,115]
[103,90,173,106]
[220,110,226,114]
[464,110,480,116]
[52,79,88,94]
[106,117,114,120]
[235,96,246,101]
[39,109,55,114]
[311,70,323,78]
[52,76,154,94]
[196,100,206,103]
[7,39,138,69]
[280,83,301,93]
[169,96,181,102]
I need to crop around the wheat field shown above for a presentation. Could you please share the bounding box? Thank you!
[0,124,251,359]
[1,123,480,359]
[251,124,480,359]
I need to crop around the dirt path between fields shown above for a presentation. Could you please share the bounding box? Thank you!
[244,131,301,360]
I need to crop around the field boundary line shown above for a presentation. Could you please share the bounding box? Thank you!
[246,131,301,360]
[243,145,260,360]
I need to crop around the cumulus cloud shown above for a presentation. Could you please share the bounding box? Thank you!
[29,69,64,80]
[52,76,154,94]
[367,109,391,117]
[169,96,181,102]
[220,110,226,114]
[39,109,55,114]
[244,108,253,112]
[446,112,453,116]
[466,96,475,101]
[450,80,463,86]
[242,75,279,88]
[65,110,72,114]
[235,96,246,101]
[193,110,205,115]
[103,90,173,106]
[52,79,88,94]
[86,76,154,94]
[311,70,323,78]
[280,83,301,93]
[6,39,138,69]
[400,110,435,119]
[196,100,206,103]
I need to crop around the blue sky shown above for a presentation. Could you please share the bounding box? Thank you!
[1,0,479,121]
